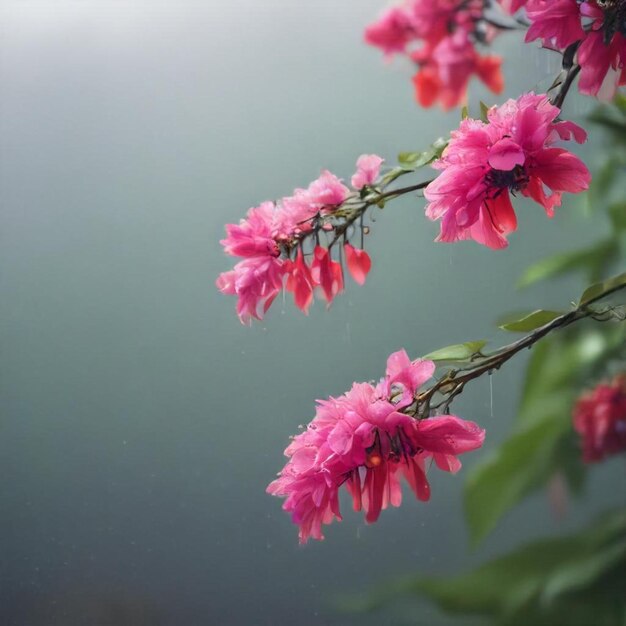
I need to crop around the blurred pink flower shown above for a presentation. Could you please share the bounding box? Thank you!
[351,154,384,190]
[424,93,590,248]
[344,243,372,285]
[573,374,626,463]
[365,0,504,109]
[364,5,415,56]
[267,350,485,542]
[412,34,503,110]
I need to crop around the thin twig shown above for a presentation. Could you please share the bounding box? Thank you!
[410,279,626,418]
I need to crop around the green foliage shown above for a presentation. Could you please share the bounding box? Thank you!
[579,271,626,306]
[346,511,626,626]
[463,97,626,547]
[396,137,448,172]
[345,94,626,626]
[517,238,619,288]
[479,101,490,122]
[498,310,564,332]
[465,324,625,544]
[465,411,568,545]
[608,202,626,231]
[422,340,487,363]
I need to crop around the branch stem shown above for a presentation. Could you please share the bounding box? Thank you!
[412,278,626,418]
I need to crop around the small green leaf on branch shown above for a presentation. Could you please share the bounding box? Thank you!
[479,101,490,122]
[422,340,487,362]
[579,272,626,306]
[499,310,564,332]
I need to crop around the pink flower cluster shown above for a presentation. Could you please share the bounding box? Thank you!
[573,374,626,463]
[217,156,383,323]
[267,350,485,543]
[525,0,626,99]
[364,0,505,109]
[424,93,591,248]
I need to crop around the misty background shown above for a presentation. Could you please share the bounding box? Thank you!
[0,1,621,624]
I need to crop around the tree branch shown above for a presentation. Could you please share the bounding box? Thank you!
[411,277,626,418]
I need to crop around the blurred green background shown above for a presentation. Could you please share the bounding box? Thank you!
[0,1,623,624]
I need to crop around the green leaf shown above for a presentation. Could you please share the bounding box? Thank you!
[579,271,626,305]
[422,340,487,362]
[499,310,563,332]
[341,511,626,623]
[466,327,624,545]
[397,138,448,172]
[517,239,619,288]
[479,101,490,122]
[464,412,568,545]
[397,151,420,165]
[542,539,626,603]
[553,432,586,495]
[461,105,469,120]
[608,202,626,231]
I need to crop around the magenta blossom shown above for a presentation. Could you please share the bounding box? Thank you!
[573,374,626,463]
[216,257,285,325]
[365,0,505,109]
[306,170,350,209]
[267,349,485,543]
[364,5,416,56]
[344,243,372,285]
[424,93,591,249]
[218,162,377,323]
[525,0,626,99]
[351,154,384,189]
[412,33,503,110]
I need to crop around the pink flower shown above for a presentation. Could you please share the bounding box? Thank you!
[273,189,317,241]
[573,374,626,463]
[364,6,415,56]
[310,245,344,304]
[218,165,367,321]
[365,0,505,109]
[344,243,372,285]
[412,34,503,110]
[351,154,384,190]
[285,248,316,314]
[216,256,285,325]
[267,350,485,542]
[424,93,590,248]
[525,0,626,99]
[408,0,485,45]
[220,202,279,258]
[577,3,626,99]
[306,170,350,210]
[525,0,584,50]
